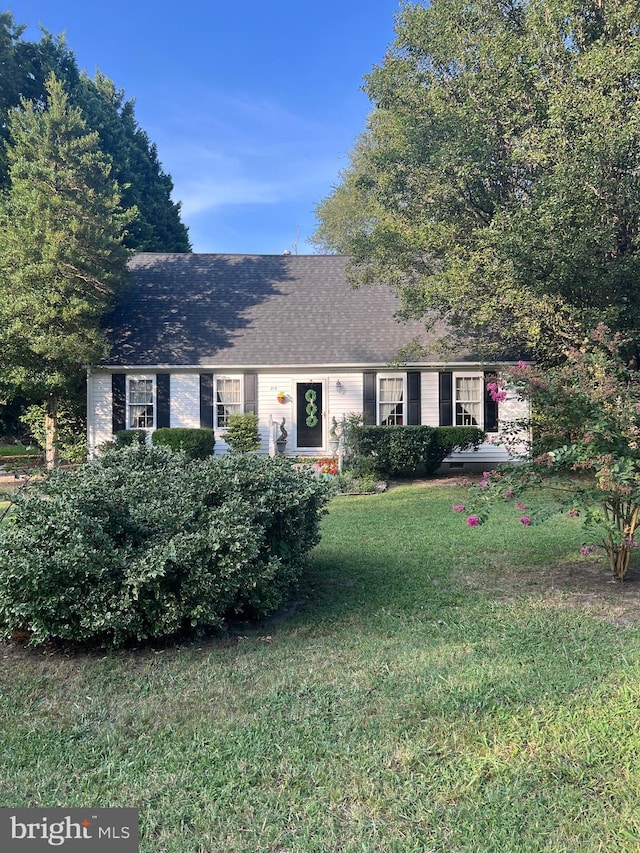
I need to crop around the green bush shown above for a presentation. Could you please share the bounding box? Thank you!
[347,425,485,478]
[0,445,332,647]
[224,413,261,453]
[151,427,215,459]
[431,426,486,470]
[114,429,147,447]
[21,402,86,462]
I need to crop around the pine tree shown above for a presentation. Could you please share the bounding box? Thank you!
[0,74,132,466]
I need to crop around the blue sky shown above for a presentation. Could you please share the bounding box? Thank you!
[7,1,403,254]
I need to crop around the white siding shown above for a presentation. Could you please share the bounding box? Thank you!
[326,373,363,433]
[87,367,530,467]
[87,372,112,455]
[444,441,511,467]
[170,374,200,429]
[257,374,291,455]
[497,384,530,459]
[255,372,364,455]
[444,374,530,467]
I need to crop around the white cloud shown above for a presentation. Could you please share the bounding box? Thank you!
[142,85,358,218]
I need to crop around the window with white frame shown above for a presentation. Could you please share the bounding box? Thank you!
[378,375,404,425]
[128,378,154,429]
[215,377,242,427]
[455,375,482,426]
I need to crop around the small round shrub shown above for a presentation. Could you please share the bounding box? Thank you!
[0,445,332,647]
[114,429,147,447]
[224,413,261,453]
[151,427,215,459]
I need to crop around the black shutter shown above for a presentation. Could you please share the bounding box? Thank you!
[407,371,421,425]
[112,373,126,434]
[244,372,257,415]
[484,371,499,433]
[439,371,453,426]
[200,374,214,429]
[363,371,377,425]
[156,373,171,429]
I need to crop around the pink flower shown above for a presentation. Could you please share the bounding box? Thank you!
[466,515,481,526]
[580,545,595,556]
[516,503,527,510]
[487,381,507,403]
[504,489,514,498]
[479,479,489,490]
[482,471,491,480]
[568,508,579,518]
[453,505,466,512]
[517,361,527,368]
[520,516,532,526]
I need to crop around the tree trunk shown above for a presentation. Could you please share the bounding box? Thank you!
[44,393,59,470]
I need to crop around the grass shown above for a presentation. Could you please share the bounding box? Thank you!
[2,483,640,851]
[0,443,39,457]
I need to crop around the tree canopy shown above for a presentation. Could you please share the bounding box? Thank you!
[0,11,190,253]
[0,75,132,464]
[313,0,640,363]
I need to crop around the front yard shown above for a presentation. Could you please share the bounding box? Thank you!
[1,483,639,852]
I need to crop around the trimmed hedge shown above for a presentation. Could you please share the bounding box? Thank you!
[347,425,485,478]
[151,427,215,459]
[432,426,486,464]
[0,445,332,647]
[114,429,147,447]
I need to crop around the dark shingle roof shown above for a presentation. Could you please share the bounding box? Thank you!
[102,253,474,368]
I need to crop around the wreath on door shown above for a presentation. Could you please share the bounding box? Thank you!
[304,388,318,428]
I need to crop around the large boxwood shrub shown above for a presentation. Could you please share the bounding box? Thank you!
[151,427,215,459]
[347,425,485,478]
[0,445,331,647]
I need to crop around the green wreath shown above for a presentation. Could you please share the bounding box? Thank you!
[305,389,318,428]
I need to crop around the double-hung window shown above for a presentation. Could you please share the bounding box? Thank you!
[455,375,482,427]
[215,377,242,427]
[378,375,404,426]
[128,378,154,429]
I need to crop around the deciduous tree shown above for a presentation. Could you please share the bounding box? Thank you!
[314,0,640,362]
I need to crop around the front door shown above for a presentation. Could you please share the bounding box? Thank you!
[296,382,323,449]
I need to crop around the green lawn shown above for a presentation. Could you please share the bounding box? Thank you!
[0,444,39,457]
[2,484,640,852]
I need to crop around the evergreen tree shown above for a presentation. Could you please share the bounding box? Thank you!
[74,71,190,252]
[0,75,132,465]
[0,12,190,252]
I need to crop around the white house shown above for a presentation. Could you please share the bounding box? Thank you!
[87,253,529,467]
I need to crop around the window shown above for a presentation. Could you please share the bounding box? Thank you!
[216,377,241,427]
[455,375,482,426]
[128,378,154,429]
[379,376,404,425]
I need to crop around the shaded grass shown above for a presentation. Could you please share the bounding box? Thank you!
[1,484,640,851]
[0,445,27,456]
